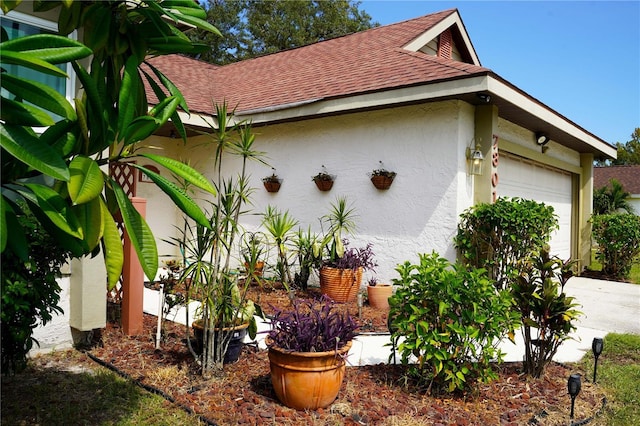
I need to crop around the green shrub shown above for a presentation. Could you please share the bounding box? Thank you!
[591,214,640,279]
[388,252,520,393]
[455,198,558,289]
[511,248,581,378]
[1,206,72,375]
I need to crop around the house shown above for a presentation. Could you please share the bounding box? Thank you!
[139,9,615,283]
[594,165,640,214]
[4,6,615,351]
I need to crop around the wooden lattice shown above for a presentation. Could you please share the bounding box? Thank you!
[107,162,137,305]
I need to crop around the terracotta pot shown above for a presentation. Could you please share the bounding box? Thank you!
[367,284,393,310]
[314,179,334,191]
[268,339,352,410]
[371,175,394,190]
[263,180,281,192]
[192,320,249,364]
[244,261,265,277]
[319,266,362,302]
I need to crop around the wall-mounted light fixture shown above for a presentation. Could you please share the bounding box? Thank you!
[466,141,484,176]
[535,132,550,146]
[476,93,491,104]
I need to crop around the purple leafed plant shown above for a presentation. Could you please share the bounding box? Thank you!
[267,295,358,352]
[330,241,377,272]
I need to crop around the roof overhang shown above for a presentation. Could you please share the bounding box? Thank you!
[169,73,615,160]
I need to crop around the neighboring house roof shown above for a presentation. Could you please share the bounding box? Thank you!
[146,8,615,159]
[594,165,640,194]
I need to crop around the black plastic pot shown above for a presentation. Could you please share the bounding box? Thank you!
[192,321,249,364]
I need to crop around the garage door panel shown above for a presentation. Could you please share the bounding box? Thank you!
[498,154,572,260]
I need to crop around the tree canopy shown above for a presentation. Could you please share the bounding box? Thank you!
[190,0,377,65]
[613,128,640,165]
[595,128,640,166]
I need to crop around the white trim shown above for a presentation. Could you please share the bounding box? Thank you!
[487,79,617,158]
[402,12,480,66]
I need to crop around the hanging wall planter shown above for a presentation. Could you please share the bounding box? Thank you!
[263,174,282,193]
[312,166,335,191]
[370,161,396,190]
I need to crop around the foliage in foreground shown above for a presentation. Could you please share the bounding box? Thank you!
[1,0,218,289]
[1,207,71,375]
[388,252,520,393]
[591,214,640,279]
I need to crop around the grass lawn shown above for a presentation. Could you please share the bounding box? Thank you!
[0,350,203,425]
[577,333,640,425]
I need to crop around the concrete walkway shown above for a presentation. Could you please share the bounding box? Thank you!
[145,276,639,366]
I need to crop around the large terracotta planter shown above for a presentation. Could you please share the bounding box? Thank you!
[192,320,249,364]
[319,266,362,302]
[367,284,393,310]
[268,340,352,410]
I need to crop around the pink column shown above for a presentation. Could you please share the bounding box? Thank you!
[121,197,147,336]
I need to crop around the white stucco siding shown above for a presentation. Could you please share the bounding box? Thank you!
[141,101,476,284]
[136,137,193,263]
[30,275,73,354]
[629,196,640,215]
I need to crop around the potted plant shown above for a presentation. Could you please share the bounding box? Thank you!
[314,197,377,302]
[366,277,393,310]
[319,241,376,302]
[370,161,396,190]
[312,165,335,191]
[191,278,256,364]
[265,296,358,410]
[262,169,282,193]
[167,104,264,375]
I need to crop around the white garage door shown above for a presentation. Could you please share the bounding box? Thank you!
[497,153,573,260]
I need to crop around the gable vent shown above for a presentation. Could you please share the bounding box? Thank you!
[437,28,453,59]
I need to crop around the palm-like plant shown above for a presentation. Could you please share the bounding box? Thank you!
[315,196,358,264]
[262,206,298,289]
[594,179,635,215]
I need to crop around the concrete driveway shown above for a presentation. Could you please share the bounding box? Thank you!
[499,276,639,363]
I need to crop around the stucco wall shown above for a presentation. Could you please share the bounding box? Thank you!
[148,101,477,284]
[629,196,640,215]
[30,275,74,355]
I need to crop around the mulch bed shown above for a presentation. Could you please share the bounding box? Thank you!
[85,283,608,426]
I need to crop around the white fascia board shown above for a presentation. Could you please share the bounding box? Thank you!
[487,78,617,158]
[402,12,480,66]
[178,76,489,127]
[238,76,490,123]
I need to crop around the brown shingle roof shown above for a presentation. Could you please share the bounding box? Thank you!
[594,165,640,194]
[146,9,490,116]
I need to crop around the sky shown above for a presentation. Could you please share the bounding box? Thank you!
[359,1,640,146]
